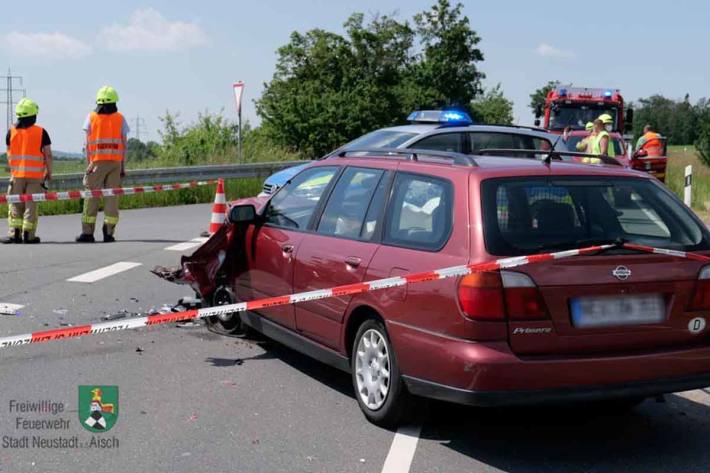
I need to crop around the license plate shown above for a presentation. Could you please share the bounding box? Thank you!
[570,294,666,329]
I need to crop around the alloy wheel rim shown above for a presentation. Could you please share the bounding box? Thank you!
[355,328,391,410]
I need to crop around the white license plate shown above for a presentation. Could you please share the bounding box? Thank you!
[570,294,666,328]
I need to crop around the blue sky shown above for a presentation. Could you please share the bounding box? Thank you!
[0,0,706,152]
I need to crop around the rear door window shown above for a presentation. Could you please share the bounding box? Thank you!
[316,167,386,240]
[482,177,709,255]
[265,167,337,230]
[410,133,463,153]
[470,132,551,154]
[383,173,453,250]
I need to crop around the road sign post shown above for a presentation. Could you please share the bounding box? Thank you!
[233,81,245,163]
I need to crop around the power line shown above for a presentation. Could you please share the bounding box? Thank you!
[132,115,147,142]
[0,68,26,137]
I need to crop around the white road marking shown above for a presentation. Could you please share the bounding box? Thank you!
[381,424,422,473]
[164,237,209,252]
[67,262,142,283]
[676,389,710,406]
[0,303,24,315]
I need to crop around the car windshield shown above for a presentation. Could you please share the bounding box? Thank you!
[566,135,623,155]
[550,105,617,130]
[482,176,709,256]
[342,130,418,150]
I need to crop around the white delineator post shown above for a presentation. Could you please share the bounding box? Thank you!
[684,165,692,207]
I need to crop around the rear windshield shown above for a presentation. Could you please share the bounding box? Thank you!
[482,177,710,256]
[343,130,418,150]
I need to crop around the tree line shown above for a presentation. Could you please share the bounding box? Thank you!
[255,0,512,157]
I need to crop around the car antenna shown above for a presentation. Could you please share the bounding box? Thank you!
[546,128,567,165]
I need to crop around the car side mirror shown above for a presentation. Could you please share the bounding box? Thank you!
[228,204,257,225]
[534,119,541,127]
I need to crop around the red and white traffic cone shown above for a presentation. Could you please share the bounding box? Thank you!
[205,178,227,236]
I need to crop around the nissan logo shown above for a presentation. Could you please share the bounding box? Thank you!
[612,266,631,281]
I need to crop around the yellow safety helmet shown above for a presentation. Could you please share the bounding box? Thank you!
[585,121,594,131]
[96,85,119,104]
[598,113,613,124]
[15,97,39,118]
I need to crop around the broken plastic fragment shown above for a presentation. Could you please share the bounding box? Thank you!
[0,303,24,316]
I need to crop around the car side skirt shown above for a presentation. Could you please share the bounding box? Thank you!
[402,373,710,407]
[241,311,351,373]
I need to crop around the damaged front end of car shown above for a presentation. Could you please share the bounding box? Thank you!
[152,200,262,336]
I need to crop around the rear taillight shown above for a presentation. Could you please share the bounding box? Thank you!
[458,272,505,320]
[457,271,548,321]
[689,266,710,310]
[501,271,548,320]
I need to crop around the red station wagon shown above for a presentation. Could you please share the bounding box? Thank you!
[172,149,710,426]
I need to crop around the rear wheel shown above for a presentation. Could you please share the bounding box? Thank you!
[351,319,410,427]
[204,286,249,337]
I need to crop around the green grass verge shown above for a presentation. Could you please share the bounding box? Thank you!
[665,146,710,222]
[0,177,264,218]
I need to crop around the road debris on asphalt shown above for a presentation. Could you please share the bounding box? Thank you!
[104,311,133,321]
[0,303,24,316]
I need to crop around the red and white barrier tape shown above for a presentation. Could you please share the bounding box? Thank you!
[0,242,707,350]
[0,180,218,205]
[622,242,710,263]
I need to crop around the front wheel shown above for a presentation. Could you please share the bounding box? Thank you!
[351,319,410,427]
[204,286,249,337]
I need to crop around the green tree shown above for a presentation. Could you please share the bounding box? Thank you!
[528,80,560,113]
[696,116,710,168]
[158,111,237,165]
[256,1,485,156]
[470,83,514,125]
[257,16,415,157]
[125,138,156,162]
[631,94,706,145]
[409,0,485,109]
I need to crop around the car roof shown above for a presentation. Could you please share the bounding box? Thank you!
[378,123,558,142]
[323,151,649,180]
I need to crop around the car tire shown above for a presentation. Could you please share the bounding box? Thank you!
[351,319,410,427]
[204,286,250,337]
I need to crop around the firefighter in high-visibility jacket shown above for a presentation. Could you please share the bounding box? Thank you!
[3,98,53,244]
[76,86,129,243]
[575,122,595,152]
[635,124,664,156]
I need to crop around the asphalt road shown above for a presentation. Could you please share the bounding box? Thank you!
[0,204,709,473]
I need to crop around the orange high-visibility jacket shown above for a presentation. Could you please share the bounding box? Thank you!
[87,112,125,162]
[640,132,663,156]
[7,125,46,180]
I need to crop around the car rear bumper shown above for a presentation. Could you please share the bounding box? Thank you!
[403,372,710,407]
[389,321,710,406]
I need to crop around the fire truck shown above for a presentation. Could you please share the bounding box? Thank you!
[534,85,667,182]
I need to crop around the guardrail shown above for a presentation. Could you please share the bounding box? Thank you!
[0,161,306,191]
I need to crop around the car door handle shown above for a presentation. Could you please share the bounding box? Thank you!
[281,244,295,255]
[345,256,361,268]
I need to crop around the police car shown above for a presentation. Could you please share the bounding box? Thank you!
[259,111,564,196]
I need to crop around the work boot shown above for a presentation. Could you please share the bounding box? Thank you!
[22,231,40,244]
[75,234,95,243]
[2,229,22,244]
[102,224,115,243]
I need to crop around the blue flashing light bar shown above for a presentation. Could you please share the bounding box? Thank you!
[559,88,567,97]
[407,110,473,125]
[604,89,613,98]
